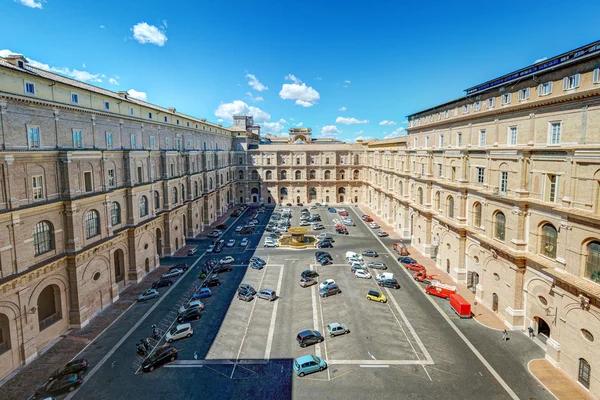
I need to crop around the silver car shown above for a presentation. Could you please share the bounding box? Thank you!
[137,289,159,302]
[256,289,277,301]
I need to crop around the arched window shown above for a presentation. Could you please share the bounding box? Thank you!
[209,177,213,190]
[494,212,506,241]
[280,187,288,199]
[154,191,160,209]
[266,171,272,180]
[85,210,100,239]
[417,188,423,205]
[33,221,54,255]
[172,187,178,204]
[585,241,600,283]
[340,171,345,180]
[541,224,557,259]
[398,180,403,195]
[309,170,316,180]
[139,195,148,217]
[353,170,359,180]
[111,202,121,226]
[473,202,482,227]
[447,196,454,218]
[295,170,301,180]
[239,170,244,180]
[309,187,317,200]
[181,184,185,200]
[578,358,591,389]
[281,170,287,180]
[194,181,199,198]
[251,170,258,180]
[324,170,331,180]
[435,191,441,209]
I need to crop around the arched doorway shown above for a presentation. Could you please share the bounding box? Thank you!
[446,259,450,273]
[354,196,358,203]
[339,195,344,202]
[467,272,479,293]
[37,285,62,331]
[0,313,11,355]
[296,196,301,204]
[325,196,330,203]
[534,316,551,342]
[492,293,499,313]
[251,188,259,203]
[175,237,179,251]
[156,228,162,257]
[183,215,187,238]
[113,249,125,285]
[145,258,150,273]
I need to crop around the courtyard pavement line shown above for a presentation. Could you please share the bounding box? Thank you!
[331,359,434,365]
[352,205,521,400]
[310,264,322,358]
[264,264,285,360]
[314,264,332,381]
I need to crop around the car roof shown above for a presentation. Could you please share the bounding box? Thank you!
[368,290,380,295]
[296,354,317,363]
[328,322,341,328]
[177,323,192,329]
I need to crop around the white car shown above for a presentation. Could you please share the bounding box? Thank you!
[227,239,236,247]
[264,240,279,248]
[355,269,371,279]
[220,256,235,264]
[165,323,193,343]
[369,222,380,229]
[162,268,184,279]
[319,279,336,290]
[137,289,159,302]
[179,299,204,313]
[240,238,249,246]
[337,208,346,213]
[207,244,215,253]
[235,225,244,232]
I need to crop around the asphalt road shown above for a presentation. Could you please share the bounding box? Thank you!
[52,205,554,400]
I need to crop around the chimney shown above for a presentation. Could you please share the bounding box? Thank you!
[168,108,176,113]
[117,91,129,99]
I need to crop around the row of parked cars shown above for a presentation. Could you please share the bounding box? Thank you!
[29,359,89,399]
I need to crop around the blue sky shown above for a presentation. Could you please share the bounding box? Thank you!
[2,0,599,142]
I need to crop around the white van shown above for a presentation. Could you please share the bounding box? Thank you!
[376,272,394,281]
[345,251,363,260]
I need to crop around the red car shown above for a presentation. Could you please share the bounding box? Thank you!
[363,217,373,222]
[405,262,426,272]
[338,211,349,217]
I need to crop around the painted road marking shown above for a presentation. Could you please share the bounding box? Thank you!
[264,264,285,360]
[360,365,389,368]
[310,264,322,358]
[330,359,433,365]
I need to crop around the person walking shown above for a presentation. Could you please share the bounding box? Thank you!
[502,329,508,341]
[528,326,535,339]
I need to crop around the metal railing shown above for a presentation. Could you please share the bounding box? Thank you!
[38,312,62,331]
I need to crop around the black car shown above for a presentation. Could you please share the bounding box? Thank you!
[216,224,227,230]
[317,253,333,260]
[213,264,232,273]
[317,240,333,248]
[378,278,401,289]
[240,226,254,234]
[152,277,173,289]
[48,359,88,381]
[301,270,319,279]
[142,346,178,372]
[178,306,201,322]
[297,203,304,206]
[296,330,324,348]
[231,210,242,217]
[336,228,349,234]
[318,257,333,266]
[315,251,329,258]
[238,289,254,301]
[31,373,83,398]
[202,277,221,287]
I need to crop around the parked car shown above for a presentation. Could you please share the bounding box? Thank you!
[318,257,333,266]
[327,322,350,337]
[137,289,159,302]
[220,256,235,264]
[294,355,327,377]
[312,223,325,230]
[377,231,389,237]
[165,323,193,343]
[317,240,333,248]
[257,289,277,301]
[299,277,317,287]
[319,284,341,297]
[216,224,227,230]
[142,346,178,372]
[240,226,255,234]
[361,250,378,257]
[366,290,387,303]
[355,269,372,279]
[179,299,204,313]
[187,246,198,256]
[207,231,221,238]
[351,264,366,273]
[226,239,236,247]
[238,283,257,295]
[336,227,349,234]
[177,306,201,322]
[213,264,232,273]
[207,244,215,253]
[202,277,221,287]
[235,225,244,232]
[378,278,401,289]
[296,330,324,348]
[338,211,349,217]
[405,262,426,272]
[315,251,330,258]
[31,373,83,398]
[251,257,266,266]
[301,270,319,279]
[319,279,336,290]
[231,210,242,217]
[299,220,311,226]
[161,268,184,279]
[369,222,380,229]
[328,207,337,213]
[172,263,189,272]
[152,277,173,289]
[213,243,223,253]
[367,261,388,270]
[240,238,249,246]
[192,287,212,299]
[250,261,263,270]
[237,289,255,301]
[48,359,88,381]
[398,256,417,264]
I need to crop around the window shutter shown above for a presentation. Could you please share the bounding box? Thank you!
[518,90,522,100]
[574,73,580,88]
[538,84,543,96]
[563,77,568,90]
[594,68,600,83]
[507,93,511,102]
[548,81,553,93]
[526,87,530,98]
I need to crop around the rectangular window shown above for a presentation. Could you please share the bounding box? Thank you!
[108,169,115,187]
[176,138,182,150]
[187,139,191,147]
[500,171,508,194]
[439,134,444,147]
[28,126,40,149]
[479,130,486,147]
[538,81,553,96]
[413,137,418,148]
[32,175,43,200]
[549,122,561,145]
[106,132,113,149]
[165,137,169,147]
[130,134,137,149]
[518,87,530,100]
[71,92,79,104]
[453,107,458,116]
[187,122,190,127]
[137,166,143,183]
[438,164,443,176]
[473,101,481,111]
[412,161,416,172]
[477,167,485,184]
[149,112,153,119]
[129,107,134,115]
[311,156,315,164]
[420,163,425,175]
[326,158,330,165]
[425,136,429,147]
[487,97,495,108]
[563,73,580,90]
[462,104,469,114]
[176,119,180,125]
[25,81,35,95]
[149,136,155,150]
[508,126,518,145]
[340,156,345,164]
[594,68,600,84]
[444,110,449,119]
[73,129,82,148]
[547,174,558,202]
[501,93,512,105]
[104,101,110,110]
[429,115,434,122]
[436,113,441,120]
[151,165,156,181]
[84,171,93,192]
[457,132,463,147]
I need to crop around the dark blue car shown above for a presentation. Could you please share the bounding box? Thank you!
[328,208,336,213]
[398,256,416,264]
[193,288,212,299]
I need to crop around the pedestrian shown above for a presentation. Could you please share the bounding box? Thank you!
[528,326,534,339]
[502,329,508,341]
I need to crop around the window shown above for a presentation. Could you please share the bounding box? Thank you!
[439,134,444,148]
[508,126,518,145]
[454,107,458,116]
[154,191,160,209]
[473,203,482,227]
[28,126,40,149]
[487,97,495,108]
[434,191,441,209]
[414,137,418,148]
[420,163,425,175]
[32,175,43,200]
[594,68,600,84]
[518,87,530,100]
[137,166,143,183]
[149,112,153,119]
[546,174,558,202]
[326,158,330,165]
[25,81,35,95]
[194,181,198,197]
[139,196,148,217]
[462,104,469,114]
[295,170,301,180]
[444,110,449,118]
[131,134,137,149]
[172,187,178,204]
[85,210,101,238]
[585,241,600,283]
[108,169,115,187]
[412,161,416,172]
[479,130,486,147]
[176,119,180,125]
[494,212,506,241]
[71,92,79,104]
[477,167,485,184]
[324,170,331,180]
[563,73,580,90]
[84,171,93,192]
[457,132,462,147]
[309,170,316,180]
[447,197,454,218]
[106,132,113,149]
[436,113,441,120]
[541,224,557,259]
[129,107,134,115]
[500,171,508,194]
[474,101,481,111]
[73,129,82,148]
[149,136,155,150]
[340,156,345,164]
[281,157,286,165]
[578,358,591,389]
[311,156,316,164]
[538,81,553,96]
[425,136,430,147]
[281,170,287,180]
[266,170,272,180]
[549,122,561,145]
[417,188,423,205]
[110,202,121,226]
[429,115,434,122]
[438,164,443,177]
[104,101,110,110]
[296,158,301,165]
[165,137,169,147]
[33,221,54,255]
[151,164,156,181]
[501,93,512,105]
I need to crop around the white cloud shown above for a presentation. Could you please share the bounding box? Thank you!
[15,0,43,9]
[127,89,147,101]
[379,120,397,126]
[100,25,105,29]
[295,99,314,107]
[338,106,346,111]
[261,121,287,136]
[336,116,369,125]
[109,77,119,85]
[246,74,268,91]
[316,77,322,80]
[344,80,351,84]
[279,77,320,107]
[162,20,168,28]
[354,135,374,142]
[82,63,86,68]
[278,118,287,124]
[296,122,303,127]
[321,125,341,135]
[0,49,20,58]
[132,22,168,46]
[245,92,263,102]
[217,118,224,122]
[402,119,408,124]
[384,128,407,139]
[214,100,271,123]
[284,74,302,84]
[534,57,548,64]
